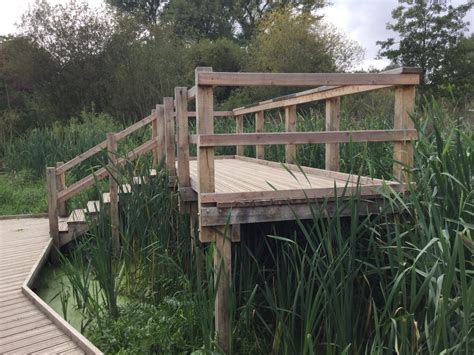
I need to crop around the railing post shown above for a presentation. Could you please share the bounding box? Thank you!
[164,97,177,178]
[56,162,67,217]
[107,133,120,256]
[235,114,244,156]
[255,110,264,159]
[151,108,159,167]
[156,104,166,164]
[196,66,230,352]
[176,87,190,213]
[46,167,60,263]
[325,97,341,171]
[393,86,416,182]
[285,105,297,164]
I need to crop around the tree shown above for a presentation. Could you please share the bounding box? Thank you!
[106,0,163,24]
[439,34,474,102]
[161,0,234,40]
[377,0,474,86]
[247,8,363,73]
[232,0,326,42]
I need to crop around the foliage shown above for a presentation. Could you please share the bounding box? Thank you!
[106,0,163,24]
[438,33,474,102]
[19,0,114,65]
[87,299,199,354]
[248,8,363,73]
[38,99,474,354]
[162,0,235,40]
[3,110,121,177]
[377,0,473,88]
[0,171,47,215]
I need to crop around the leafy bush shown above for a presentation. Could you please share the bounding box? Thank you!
[87,299,199,354]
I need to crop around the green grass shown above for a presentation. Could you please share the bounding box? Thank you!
[0,171,47,215]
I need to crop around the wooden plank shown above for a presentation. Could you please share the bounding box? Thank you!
[55,141,106,175]
[164,97,177,177]
[197,129,418,147]
[176,87,190,188]
[114,113,154,140]
[46,167,59,264]
[233,68,421,116]
[187,86,196,101]
[20,228,102,354]
[156,104,166,164]
[201,198,387,226]
[107,133,120,256]
[180,111,234,117]
[56,162,67,217]
[235,115,244,156]
[255,111,264,159]
[393,86,416,182]
[285,105,297,163]
[200,183,406,205]
[197,71,420,87]
[214,230,231,353]
[151,109,159,167]
[196,67,216,243]
[57,139,157,203]
[325,97,341,171]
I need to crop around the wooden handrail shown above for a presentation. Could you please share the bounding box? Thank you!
[57,139,158,203]
[190,129,418,147]
[232,67,421,116]
[56,113,155,175]
[196,71,420,87]
[183,111,234,117]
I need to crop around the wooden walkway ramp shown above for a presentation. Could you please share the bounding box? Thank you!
[0,218,101,354]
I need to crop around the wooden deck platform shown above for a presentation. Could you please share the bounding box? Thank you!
[0,218,101,354]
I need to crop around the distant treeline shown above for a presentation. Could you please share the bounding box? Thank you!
[0,0,473,146]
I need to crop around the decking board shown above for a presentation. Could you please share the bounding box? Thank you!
[0,218,100,354]
[189,158,390,197]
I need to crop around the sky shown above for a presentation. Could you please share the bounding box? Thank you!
[1,0,473,70]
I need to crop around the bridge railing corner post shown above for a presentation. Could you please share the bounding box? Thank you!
[46,166,60,263]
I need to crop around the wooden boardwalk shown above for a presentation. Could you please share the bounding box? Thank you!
[0,218,100,354]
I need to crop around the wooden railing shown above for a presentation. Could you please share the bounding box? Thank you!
[46,107,164,259]
[47,66,420,352]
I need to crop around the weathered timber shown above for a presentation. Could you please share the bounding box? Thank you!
[325,97,341,171]
[197,72,420,87]
[195,129,418,147]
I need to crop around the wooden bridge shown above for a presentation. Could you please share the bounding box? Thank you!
[37,67,421,352]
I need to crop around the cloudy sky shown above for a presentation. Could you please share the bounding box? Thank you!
[1,0,473,70]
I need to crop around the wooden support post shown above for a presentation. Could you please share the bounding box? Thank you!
[285,105,297,164]
[176,87,190,187]
[47,167,60,264]
[56,162,67,217]
[325,97,341,171]
[151,108,159,167]
[214,230,232,354]
[255,110,264,159]
[196,67,216,243]
[176,87,190,212]
[164,97,177,178]
[393,86,416,182]
[107,133,120,256]
[156,104,166,164]
[235,114,244,156]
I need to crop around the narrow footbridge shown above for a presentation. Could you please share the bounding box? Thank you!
[0,218,101,354]
[4,66,420,353]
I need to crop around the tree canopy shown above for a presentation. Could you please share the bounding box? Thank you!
[377,0,474,88]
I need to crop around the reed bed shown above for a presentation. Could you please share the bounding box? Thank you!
[44,97,473,353]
